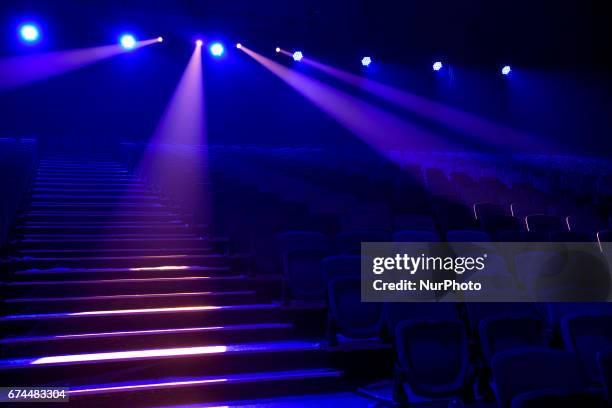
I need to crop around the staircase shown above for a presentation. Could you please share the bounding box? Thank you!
[0,158,342,406]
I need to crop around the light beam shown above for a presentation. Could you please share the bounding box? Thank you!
[0,37,161,90]
[239,45,456,157]
[290,54,551,152]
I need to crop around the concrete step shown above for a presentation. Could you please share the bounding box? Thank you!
[22,211,182,222]
[5,275,249,296]
[11,265,235,280]
[17,223,191,234]
[12,237,218,250]
[9,253,230,270]
[0,340,329,386]
[0,323,294,356]
[30,194,160,203]
[17,246,213,258]
[1,303,284,336]
[4,290,258,313]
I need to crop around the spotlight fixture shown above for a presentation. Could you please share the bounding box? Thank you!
[209,42,224,57]
[275,47,280,53]
[236,43,242,49]
[157,36,163,43]
[501,65,512,76]
[195,39,203,47]
[119,34,137,50]
[293,51,303,62]
[18,23,40,44]
[433,61,443,71]
[361,56,372,67]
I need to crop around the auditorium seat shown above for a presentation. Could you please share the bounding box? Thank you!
[446,230,491,242]
[597,348,612,405]
[393,320,470,404]
[393,230,440,242]
[335,230,390,253]
[546,303,612,331]
[525,214,565,233]
[310,194,356,215]
[491,349,589,408]
[278,231,331,301]
[473,202,511,220]
[341,203,392,232]
[391,191,433,215]
[598,230,612,244]
[511,202,548,221]
[435,202,479,231]
[495,230,547,242]
[549,230,591,242]
[481,214,522,234]
[510,388,605,408]
[479,315,548,366]
[327,277,384,345]
[393,214,437,232]
[425,168,455,196]
[384,302,459,341]
[321,255,362,280]
[514,250,561,289]
[561,313,612,381]
[449,171,475,189]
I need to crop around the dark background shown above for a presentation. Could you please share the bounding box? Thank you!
[0,0,611,156]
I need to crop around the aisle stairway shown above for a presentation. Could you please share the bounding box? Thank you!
[0,158,342,406]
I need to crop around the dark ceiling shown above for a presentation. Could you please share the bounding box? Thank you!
[1,0,611,69]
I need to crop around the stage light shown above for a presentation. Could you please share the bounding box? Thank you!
[361,56,372,67]
[195,39,203,47]
[236,43,242,49]
[209,42,224,57]
[275,47,280,53]
[293,51,303,62]
[157,36,163,43]
[433,61,443,71]
[502,65,512,76]
[19,23,40,44]
[119,34,137,50]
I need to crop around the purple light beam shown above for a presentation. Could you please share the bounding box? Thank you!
[240,45,457,157]
[0,38,160,91]
[273,50,551,152]
[138,44,211,226]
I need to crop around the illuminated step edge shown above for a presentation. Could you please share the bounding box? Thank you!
[0,323,293,344]
[0,340,323,368]
[68,368,342,396]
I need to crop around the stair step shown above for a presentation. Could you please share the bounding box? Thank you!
[66,368,342,405]
[37,168,128,173]
[0,340,329,386]
[13,237,215,250]
[13,265,234,280]
[20,233,192,239]
[18,247,212,257]
[4,290,257,313]
[35,173,130,178]
[31,194,159,203]
[29,202,166,209]
[35,182,142,187]
[18,224,190,234]
[35,177,136,183]
[21,220,182,225]
[6,275,248,296]
[1,303,283,336]
[11,253,229,270]
[22,212,182,221]
[1,323,294,356]
[32,188,150,195]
